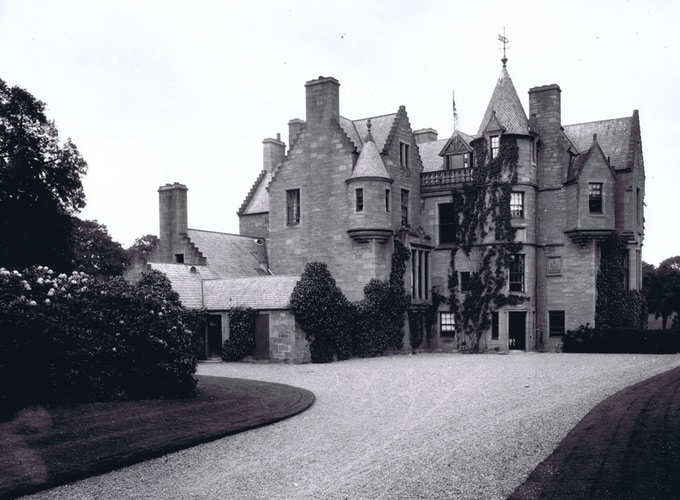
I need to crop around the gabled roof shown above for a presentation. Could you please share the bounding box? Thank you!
[185,230,268,277]
[203,275,300,310]
[340,113,397,152]
[238,170,271,216]
[567,137,615,182]
[349,125,391,180]
[563,114,636,171]
[148,263,220,308]
[439,130,475,156]
[478,65,529,136]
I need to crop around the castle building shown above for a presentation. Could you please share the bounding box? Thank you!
[239,60,645,353]
[136,57,645,358]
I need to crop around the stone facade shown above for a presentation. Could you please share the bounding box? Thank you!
[239,63,645,353]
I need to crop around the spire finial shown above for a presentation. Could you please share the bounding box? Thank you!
[367,118,372,131]
[498,27,509,67]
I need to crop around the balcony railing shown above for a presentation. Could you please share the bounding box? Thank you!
[421,168,472,190]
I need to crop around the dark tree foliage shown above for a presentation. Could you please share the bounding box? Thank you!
[0,78,88,271]
[128,234,159,262]
[71,217,129,276]
[290,262,353,363]
[596,234,646,330]
[448,136,527,352]
[644,257,680,330]
[222,307,257,361]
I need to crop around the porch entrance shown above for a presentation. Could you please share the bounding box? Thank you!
[508,311,526,351]
[254,314,270,360]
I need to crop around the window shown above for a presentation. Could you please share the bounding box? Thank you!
[438,203,457,244]
[355,188,364,212]
[400,142,410,168]
[440,312,456,337]
[286,189,300,226]
[459,271,471,292]
[490,135,500,159]
[411,249,429,300]
[549,311,565,337]
[385,189,391,213]
[492,312,499,339]
[174,253,184,263]
[509,254,525,292]
[589,182,603,213]
[401,189,409,226]
[510,192,524,218]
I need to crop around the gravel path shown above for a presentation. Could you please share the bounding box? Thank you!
[24,353,680,500]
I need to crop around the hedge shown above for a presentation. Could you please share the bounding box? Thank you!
[563,324,680,354]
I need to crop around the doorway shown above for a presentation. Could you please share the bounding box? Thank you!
[207,315,223,359]
[254,314,270,360]
[508,311,527,350]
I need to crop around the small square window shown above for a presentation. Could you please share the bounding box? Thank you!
[510,192,524,218]
[440,312,455,337]
[589,183,603,213]
[490,136,500,159]
[174,253,184,263]
[549,311,565,337]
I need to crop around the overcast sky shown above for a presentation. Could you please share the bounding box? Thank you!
[0,0,677,266]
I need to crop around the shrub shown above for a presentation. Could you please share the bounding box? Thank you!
[563,323,680,354]
[290,262,353,363]
[222,307,257,361]
[0,267,198,418]
[354,279,408,357]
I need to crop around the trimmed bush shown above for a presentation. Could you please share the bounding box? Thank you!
[563,324,680,354]
[290,262,354,363]
[222,307,257,361]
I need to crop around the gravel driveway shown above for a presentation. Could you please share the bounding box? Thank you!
[26,353,680,500]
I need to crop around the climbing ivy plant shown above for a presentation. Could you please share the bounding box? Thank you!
[448,135,528,352]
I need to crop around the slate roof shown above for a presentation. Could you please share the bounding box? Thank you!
[350,128,391,179]
[239,170,271,216]
[563,116,634,171]
[419,138,448,172]
[202,275,300,310]
[148,263,220,308]
[478,65,529,136]
[185,230,268,277]
[340,113,397,152]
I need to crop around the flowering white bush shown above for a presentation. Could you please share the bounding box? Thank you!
[0,267,198,416]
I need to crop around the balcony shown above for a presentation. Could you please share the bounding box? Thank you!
[421,168,472,193]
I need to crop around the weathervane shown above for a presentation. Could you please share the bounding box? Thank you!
[498,27,509,67]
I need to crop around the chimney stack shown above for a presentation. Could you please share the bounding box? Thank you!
[157,183,188,261]
[305,76,340,126]
[262,133,286,173]
[413,128,438,144]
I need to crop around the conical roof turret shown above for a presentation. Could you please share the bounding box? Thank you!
[350,120,391,180]
[477,62,529,136]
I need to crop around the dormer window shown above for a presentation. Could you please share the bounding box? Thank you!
[490,136,500,159]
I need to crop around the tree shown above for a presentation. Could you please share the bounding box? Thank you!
[71,218,129,276]
[448,136,527,352]
[128,234,159,262]
[0,78,87,271]
[644,257,680,329]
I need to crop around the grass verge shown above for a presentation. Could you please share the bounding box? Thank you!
[0,375,315,499]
